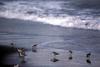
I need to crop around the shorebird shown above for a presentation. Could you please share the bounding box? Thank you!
[33,44,38,46]
[32,44,38,52]
[21,48,26,56]
[52,52,59,56]
[86,52,92,64]
[50,52,59,62]
[10,43,14,48]
[86,52,91,58]
[17,48,26,63]
[69,50,72,54]
[68,50,73,60]
[17,48,23,56]
[50,58,59,62]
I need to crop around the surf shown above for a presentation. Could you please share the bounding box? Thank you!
[0,0,100,30]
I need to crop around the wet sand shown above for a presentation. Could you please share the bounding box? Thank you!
[2,48,100,67]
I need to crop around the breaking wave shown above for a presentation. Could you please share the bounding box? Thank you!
[0,0,100,30]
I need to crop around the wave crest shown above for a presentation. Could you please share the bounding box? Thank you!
[0,1,100,30]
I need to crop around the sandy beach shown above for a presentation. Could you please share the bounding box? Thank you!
[2,47,100,67]
[0,0,100,66]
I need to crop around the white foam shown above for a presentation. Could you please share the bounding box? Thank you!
[0,1,100,30]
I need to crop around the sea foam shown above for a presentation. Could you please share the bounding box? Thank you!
[0,1,100,30]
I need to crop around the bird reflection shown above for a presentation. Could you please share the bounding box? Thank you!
[86,59,91,64]
[68,56,73,60]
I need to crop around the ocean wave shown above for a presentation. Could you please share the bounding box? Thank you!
[0,1,100,30]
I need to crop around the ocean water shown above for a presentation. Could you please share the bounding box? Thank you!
[0,0,100,30]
